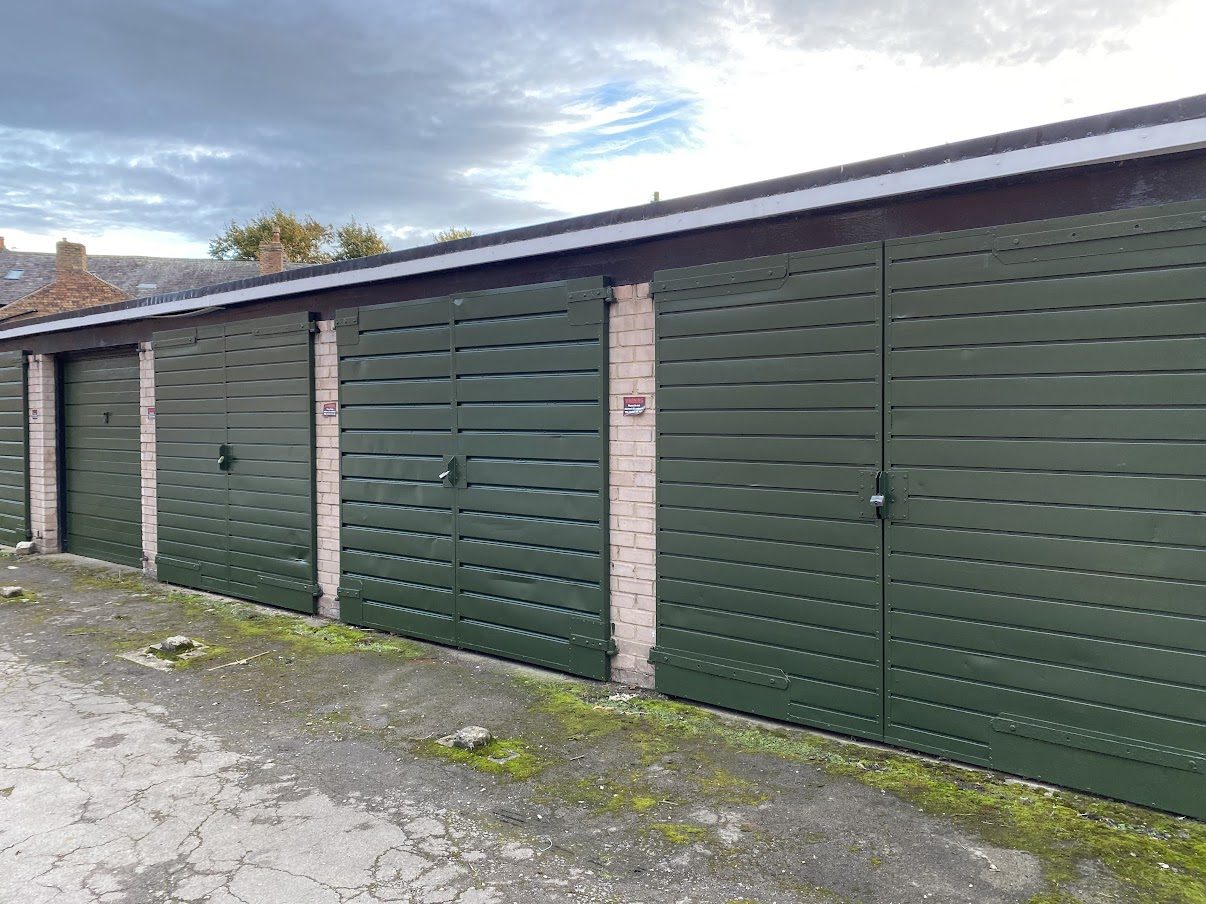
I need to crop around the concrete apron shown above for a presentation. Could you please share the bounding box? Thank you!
[0,554,1198,904]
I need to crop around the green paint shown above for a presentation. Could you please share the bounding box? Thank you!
[649,822,708,845]
[415,738,546,781]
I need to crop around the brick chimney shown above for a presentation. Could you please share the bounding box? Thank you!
[258,229,285,275]
[56,238,87,272]
[0,236,6,251]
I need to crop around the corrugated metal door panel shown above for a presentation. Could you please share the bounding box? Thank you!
[652,243,885,739]
[0,351,27,546]
[337,296,456,643]
[452,278,610,679]
[336,278,611,678]
[884,200,1206,819]
[61,352,142,567]
[153,314,316,612]
[221,313,316,611]
[155,325,231,594]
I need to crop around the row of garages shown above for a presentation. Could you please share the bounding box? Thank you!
[0,175,1202,817]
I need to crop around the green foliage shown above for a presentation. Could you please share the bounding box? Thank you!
[331,219,390,261]
[433,226,475,243]
[209,207,391,264]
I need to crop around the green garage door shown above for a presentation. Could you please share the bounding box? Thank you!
[153,312,317,612]
[336,278,612,679]
[651,203,1206,819]
[651,244,886,738]
[61,352,142,566]
[0,351,27,546]
[884,202,1206,818]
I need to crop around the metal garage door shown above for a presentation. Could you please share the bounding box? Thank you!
[651,243,886,737]
[883,202,1206,818]
[61,352,142,567]
[0,351,27,546]
[336,278,612,679]
[651,204,1205,818]
[153,312,317,613]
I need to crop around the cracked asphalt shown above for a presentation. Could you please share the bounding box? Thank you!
[0,555,1200,904]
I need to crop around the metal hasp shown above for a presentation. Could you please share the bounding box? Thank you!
[153,311,318,614]
[0,350,29,545]
[61,351,142,567]
[335,276,613,680]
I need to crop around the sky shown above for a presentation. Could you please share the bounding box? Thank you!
[1,0,1203,258]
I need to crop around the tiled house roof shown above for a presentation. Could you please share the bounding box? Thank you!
[0,240,304,322]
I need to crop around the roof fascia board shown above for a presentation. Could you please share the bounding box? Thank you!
[5,116,1205,340]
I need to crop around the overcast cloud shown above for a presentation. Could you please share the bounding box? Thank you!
[0,0,1199,256]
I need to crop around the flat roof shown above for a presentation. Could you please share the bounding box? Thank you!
[4,92,1205,339]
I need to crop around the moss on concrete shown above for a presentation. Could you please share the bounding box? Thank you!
[539,773,663,816]
[519,677,1206,904]
[50,561,427,660]
[415,738,547,781]
[649,822,708,845]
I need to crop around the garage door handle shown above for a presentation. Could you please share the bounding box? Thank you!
[218,444,234,472]
[438,469,451,480]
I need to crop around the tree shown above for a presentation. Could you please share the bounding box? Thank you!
[433,227,475,243]
[209,207,390,264]
[331,219,390,261]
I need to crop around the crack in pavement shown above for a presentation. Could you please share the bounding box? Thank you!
[0,644,513,904]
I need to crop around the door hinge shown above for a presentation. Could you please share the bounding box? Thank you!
[570,633,618,655]
[256,574,322,596]
[652,256,788,296]
[566,277,613,325]
[335,308,360,345]
[152,329,197,349]
[649,646,789,689]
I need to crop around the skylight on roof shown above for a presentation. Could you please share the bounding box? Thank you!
[136,282,157,290]
[3,269,23,280]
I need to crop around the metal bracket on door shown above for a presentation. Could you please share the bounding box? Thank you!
[440,455,463,487]
[866,470,909,521]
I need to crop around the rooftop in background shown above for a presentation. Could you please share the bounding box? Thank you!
[0,246,304,309]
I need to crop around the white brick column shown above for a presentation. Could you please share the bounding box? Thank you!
[608,283,657,686]
[138,342,158,575]
[314,320,341,618]
[26,354,59,552]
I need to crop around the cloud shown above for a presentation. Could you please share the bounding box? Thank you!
[0,0,1189,255]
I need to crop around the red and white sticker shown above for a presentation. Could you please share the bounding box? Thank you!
[322,402,338,417]
[622,396,647,416]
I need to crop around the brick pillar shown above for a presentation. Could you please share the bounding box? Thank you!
[138,342,158,575]
[26,354,59,552]
[608,283,657,686]
[314,321,341,618]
